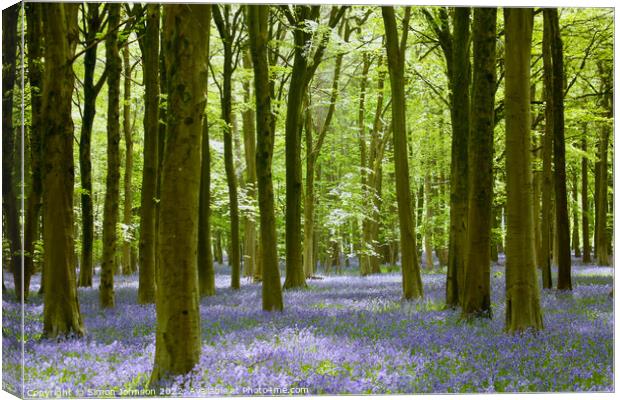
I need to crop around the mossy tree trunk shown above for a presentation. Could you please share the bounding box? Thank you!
[40,2,84,338]
[503,7,543,333]
[122,43,136,275]
[595,62,611,266]
[100,4,122,309]
[136,4,159,304]
[382,6,423,300]
[462,7,497,319]
[247,4,284,311]
[150,4,210,385]
[198,6,215,297]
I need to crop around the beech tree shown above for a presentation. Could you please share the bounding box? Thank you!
[150,3,210,385]
[503,7,543,333]
[40,2,84,337]
[382,6,423,300]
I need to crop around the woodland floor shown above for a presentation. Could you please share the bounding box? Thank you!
[2,258,614,396]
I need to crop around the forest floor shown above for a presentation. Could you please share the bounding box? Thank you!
[2,259,613,396]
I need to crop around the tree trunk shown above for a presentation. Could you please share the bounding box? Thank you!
[571,171,581,257]
[544,9,572,290]
[242,49,258,280]
[424,174,434,269]
[303,110,317,278]
[150,4,209,385]
[41,3,84,338]
[503,7,543,333]
[100,4,122,308]
[122,43,135,275]
[595,63,611,266]
[581,131,591,263]
[462,7,496,319]
[382,6,423,300]
[247,4,284,311]
[24,3,44,300]
[446,7,471,308]
[2,4,21,300]
[212,5,241,290]
[197,6,215,297]
[540,17,554,289]
[137,4,160,304]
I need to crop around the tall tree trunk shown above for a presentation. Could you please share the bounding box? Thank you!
[304,109,317,279]
[137,4,160,304]
[446,7,471,308]
[424,174,434,269]
[40,3,84,338]
[247,4,284,311]
[241,49,258,280]
[358,54,371,276]
[544,9,572,290]
[100,4,122,308]
[382,6,423,300]
[24,3,44,300]
[595,63,611,266]
[77,3,105,288]
[581,131,591,263]
[122,43,135,275]
[503,7,543,333]
[462,7,496,319]
[571,171,581,257]
[150,4,209,385]
[212,5,242,289]
[2,4,21,300]
[198,6,215,297]
[540,17,554,289]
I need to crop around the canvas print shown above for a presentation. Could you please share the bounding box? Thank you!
[1,1,614,398]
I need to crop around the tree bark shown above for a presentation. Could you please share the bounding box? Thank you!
[581,130,591,263]
[462,8,496,319]
[150,4,209,385]
[445,7,471,308]
[241,49,258,280]
[40,2,84,338]
[595,63,611,266]
[198,6,215,297]
[382,6,423,300]
[122,43,135,275]
[571,171,581,257]
[137,4,160,304]
[544,9,572,290]
[540,17,554,289]
[2,4,21,300]
[503,7,543,333]
[212,5,242,289]
[247,4,284,311]
[100,4,122,308]
[424,174,434,269]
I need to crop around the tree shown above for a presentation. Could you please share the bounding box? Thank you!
[198,6,216,297]
[150,4,210,385]
[212,5,244,290]
[462,8,497,319]
[595,62,611,266]
[2,3,21,299]
[503,7,543,333]
[544,8,572,291]
[382,6,423,300]
[100,3,122,309]
[77,3,107,288]
[122,42,137,275]
[279,5,347,289]
[24,3,44,300]
[136,4,159,304]
[40,2,84,338]
[247,4,284,311]
[581,130,591,263]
